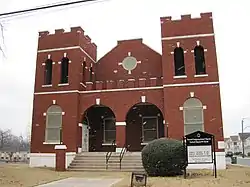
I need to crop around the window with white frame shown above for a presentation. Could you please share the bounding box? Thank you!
[103,118,116,144]
[45,105,62,143]
[142,117,158,143]
[183,98,204,135]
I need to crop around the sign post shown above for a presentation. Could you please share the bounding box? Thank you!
[183,131,217,179]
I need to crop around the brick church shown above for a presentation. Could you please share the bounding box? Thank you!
[30,12,226,169]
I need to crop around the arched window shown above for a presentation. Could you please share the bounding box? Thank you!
[44,59,53,85]
[60,57,69,84]
[45,105,62,143]
[82,60,86,83]
[174,47,185,76]
[183,98,204,135]
[194,46,206,75]
[89,66,93,82]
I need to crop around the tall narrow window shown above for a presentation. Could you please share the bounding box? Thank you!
[103,118,116,144]
[45,105,63,143]
[89,67,93,82]
[174,47,185,76]
[194,46,206,75]
[183,98,204,135]
[60,57,69,84]
[44,59,53,85]
[82,61,86,83]
[142,117,158,143]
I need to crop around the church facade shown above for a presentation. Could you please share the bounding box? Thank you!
[30,12,226,169]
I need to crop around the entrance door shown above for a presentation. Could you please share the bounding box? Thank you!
[126,120,142,151]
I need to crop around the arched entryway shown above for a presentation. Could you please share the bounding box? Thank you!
[125,102,164,151]
[82,104,116,152]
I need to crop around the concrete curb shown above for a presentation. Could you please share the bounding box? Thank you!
[228,164,250,168]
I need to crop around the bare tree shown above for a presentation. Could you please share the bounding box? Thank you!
[0,129,12,149]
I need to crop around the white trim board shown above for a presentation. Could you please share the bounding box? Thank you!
[34,81,219,95]
[162,33,214,40]
[37,46,96,63]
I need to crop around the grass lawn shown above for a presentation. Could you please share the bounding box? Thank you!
[1,164,250,187]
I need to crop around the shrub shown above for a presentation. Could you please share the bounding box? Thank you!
[247,152,250,157]
[141,138,186,176]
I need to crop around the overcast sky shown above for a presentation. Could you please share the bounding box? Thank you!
[0,0,249,138]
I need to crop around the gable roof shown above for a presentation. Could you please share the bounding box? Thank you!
[239,133,250,141]
[230,135,239,141]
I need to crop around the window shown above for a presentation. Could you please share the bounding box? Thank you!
[89,67,93,82]
[183,98,204,135]
[60,57,69,84]
[103,118,116,144]
[174,47,185,76]
[194,45,206,75]
[45,105,62,143]
[142,117,158,143]
[44,59,53,85]
[82,61,86,83]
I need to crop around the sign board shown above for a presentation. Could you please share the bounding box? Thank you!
[183,131,217,179]
[82,124,89,152]
[185,131,213,164]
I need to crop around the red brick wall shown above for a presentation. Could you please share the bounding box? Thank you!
[31,12,224,153]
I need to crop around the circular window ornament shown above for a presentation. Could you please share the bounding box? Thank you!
[122,56,138,72]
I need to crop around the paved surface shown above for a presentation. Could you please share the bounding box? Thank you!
[37,178,122,187]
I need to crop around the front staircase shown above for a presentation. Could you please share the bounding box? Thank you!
[68,152,144,172]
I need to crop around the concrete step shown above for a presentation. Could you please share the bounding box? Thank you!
[67,168,145,172]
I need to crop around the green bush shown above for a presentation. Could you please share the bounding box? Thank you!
[247,152,250,157]
[141,138,186,176]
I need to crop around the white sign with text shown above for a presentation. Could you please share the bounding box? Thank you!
[187,145,212,163]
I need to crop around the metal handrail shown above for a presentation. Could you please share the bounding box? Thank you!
[119,144,127,170]
[105,140,116,169]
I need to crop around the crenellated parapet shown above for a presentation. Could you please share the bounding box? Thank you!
[160,12,214,37]
[83,77,163,91]
[38,26,97,61]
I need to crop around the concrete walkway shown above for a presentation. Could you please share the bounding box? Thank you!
[37,178,122,187]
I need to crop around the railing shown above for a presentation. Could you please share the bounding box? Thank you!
[119,143,127,170]
[105,140,116,170]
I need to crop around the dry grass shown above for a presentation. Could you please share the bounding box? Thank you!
[1,164,250,187]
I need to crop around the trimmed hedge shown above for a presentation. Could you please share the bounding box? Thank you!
[141,138,186,176]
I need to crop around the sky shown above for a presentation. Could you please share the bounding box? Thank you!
[0,0,249,138]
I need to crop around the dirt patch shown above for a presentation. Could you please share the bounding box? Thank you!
[1,164,250,187]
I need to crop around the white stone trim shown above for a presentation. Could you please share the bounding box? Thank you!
[78,123,83,127]
[52,100,56,104]
[194,74,208,77]
[173,75,187,79]
[58,61,61,64]
[163,81,219,87]
[48,54,51,59]
[190,92,194,97]
[29,152,76,168]
[203,105,207,109]
[52,62,56,65]
[179,107,184,111]
[34,82,219,95]
[43,113,46,116]
[116,122,126,126]
[58,83,69,86]
[42,63,46,66]
[150,77,157,80]
[96,98,100,105]
[62,112,65,115]
[128,79,135,81]
[42,84,52,87]
[141,142,148,145]
[141,96,146,103]
[102,143,117,146]
[162,33,214,40]
[86,82,93,84]
[139,78,146,81]
[55,145,67,150]
[43,142,61,145]
[37,46,96,63]
[80,82,86,87]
